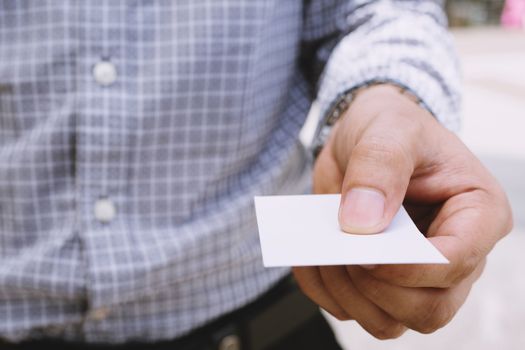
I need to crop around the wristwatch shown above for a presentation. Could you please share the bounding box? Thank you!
[311,81,423,159]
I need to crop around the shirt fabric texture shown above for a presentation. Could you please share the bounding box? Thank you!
[0,0,460,343]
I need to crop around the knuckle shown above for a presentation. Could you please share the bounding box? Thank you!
[453,243,484,285]
[504,208,514,235]
[465,244,484,275]
[496,188,514,234]
[415,296,456,334]
[370,322,406,340]
[353,136,412,169]
[332,311,352,322]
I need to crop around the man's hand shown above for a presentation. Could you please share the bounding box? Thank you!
[293,84,513,339]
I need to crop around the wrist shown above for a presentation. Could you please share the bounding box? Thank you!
[312,82,425,159]
[351,83,421,108]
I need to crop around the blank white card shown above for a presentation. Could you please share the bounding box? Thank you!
[254,194,448,267]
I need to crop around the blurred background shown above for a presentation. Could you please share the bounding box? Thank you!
[323,1,525,349]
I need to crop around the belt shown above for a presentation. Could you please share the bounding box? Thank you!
[2,274,322,350]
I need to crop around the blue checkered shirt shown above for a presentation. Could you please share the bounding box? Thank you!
[0,0,460,343]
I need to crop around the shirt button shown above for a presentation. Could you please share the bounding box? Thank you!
[94,198,116,223]
[218,334,241,350]
[93,61,117,86]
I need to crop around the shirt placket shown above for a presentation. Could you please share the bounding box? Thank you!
[75,2,130,335]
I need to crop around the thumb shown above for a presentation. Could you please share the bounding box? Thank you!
[338,129,416,234]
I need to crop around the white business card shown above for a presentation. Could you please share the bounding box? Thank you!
[254,194,448,267]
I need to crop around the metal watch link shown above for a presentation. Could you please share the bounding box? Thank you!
[311,81,423,159]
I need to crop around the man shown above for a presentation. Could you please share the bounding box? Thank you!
[0,0,512,349]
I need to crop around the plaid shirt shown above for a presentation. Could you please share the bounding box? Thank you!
[0,0,459,343]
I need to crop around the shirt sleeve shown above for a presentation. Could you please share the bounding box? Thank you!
[302,0,461,131]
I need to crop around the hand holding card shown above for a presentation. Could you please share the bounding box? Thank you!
[254,194,448,267]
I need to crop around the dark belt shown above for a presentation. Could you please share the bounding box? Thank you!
[1,274,324,350]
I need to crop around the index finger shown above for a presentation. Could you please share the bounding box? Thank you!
[364,189,512,288]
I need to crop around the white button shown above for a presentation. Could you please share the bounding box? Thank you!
[93,61,117,86]
[94,198,116,223]
[89,308,110,321]
[218,335,241,350]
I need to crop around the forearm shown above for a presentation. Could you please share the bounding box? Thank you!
[313,0,461,131]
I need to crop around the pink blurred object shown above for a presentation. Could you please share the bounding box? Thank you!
[501,0,525,28]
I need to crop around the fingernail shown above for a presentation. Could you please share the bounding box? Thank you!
[340,188,385,231]
[361,264,377,270]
